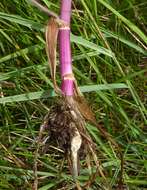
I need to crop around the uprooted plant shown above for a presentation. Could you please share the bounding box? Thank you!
[30,0,125,189]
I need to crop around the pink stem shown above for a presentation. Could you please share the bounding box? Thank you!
[59,0,74,96]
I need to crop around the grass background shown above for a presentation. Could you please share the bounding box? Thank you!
[0,0,147,189]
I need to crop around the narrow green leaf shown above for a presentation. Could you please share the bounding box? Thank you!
[125,179,147,185]
[80,83,128,92]
[71,34,113,57]
[0,83,128,104]
[39,179,64,190]
[0,44,44,63]
[97,0,147,44]
[0,12,43,31]
[0,165,56,177]
[101,28,147,55]
[0,12,113,57]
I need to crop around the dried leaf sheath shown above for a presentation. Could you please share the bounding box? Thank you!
[45,18,61,93]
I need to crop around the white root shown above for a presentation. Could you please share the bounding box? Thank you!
[71,128,82,178]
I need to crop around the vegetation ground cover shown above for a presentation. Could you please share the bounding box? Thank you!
[0,0,147,189]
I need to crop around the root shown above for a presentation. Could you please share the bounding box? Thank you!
[33,96,124,189]
[71,128,82,177]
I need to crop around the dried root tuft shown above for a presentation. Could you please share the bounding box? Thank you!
[36,97,100,178]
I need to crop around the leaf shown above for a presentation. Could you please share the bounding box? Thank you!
[0,44,44,63]
[0,12,43,31]
[38,179,63,190]
[71,34,113,57]
[97,0,147,44]
[0,83,129,104]
[101,28,147,55]
[0,11,146,63]
[0,12,112,57]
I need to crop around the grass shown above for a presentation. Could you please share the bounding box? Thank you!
[0,0,147,189]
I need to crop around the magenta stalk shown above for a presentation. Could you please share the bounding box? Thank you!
[59,0,74,96]
[59,0,82,178]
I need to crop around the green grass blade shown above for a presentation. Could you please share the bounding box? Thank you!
[0,12,113,57]
[101,28,147,55]
[0,83,128,104]
[38,179,64,190]
[0,44,44,63]
[0,12,43,31]
[97,0,147,44]
[71,34,113,57]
